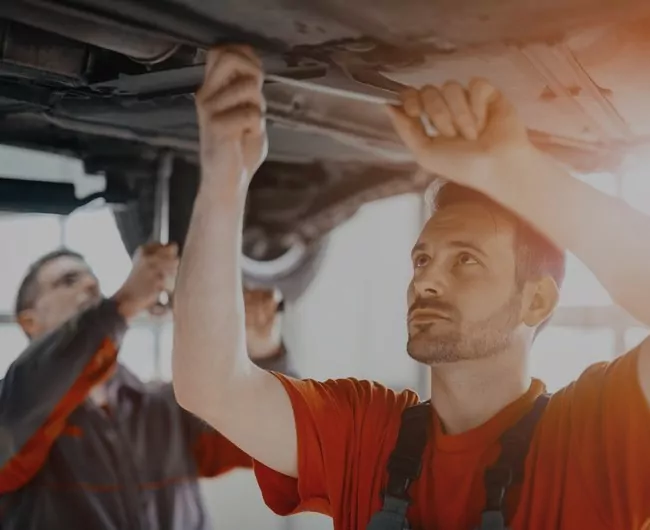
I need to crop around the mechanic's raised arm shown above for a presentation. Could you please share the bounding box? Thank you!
[172,46,298,478]
[0,243,177,493]
[0,300,125,493]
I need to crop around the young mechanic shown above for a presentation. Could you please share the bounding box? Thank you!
[172,46,650,530]
[0,243,293,529]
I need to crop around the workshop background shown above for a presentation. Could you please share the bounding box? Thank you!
[1,147,649,530]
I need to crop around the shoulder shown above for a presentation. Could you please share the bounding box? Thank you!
[542,347,649,437]
[271,373,421,432]
[272,373,420,406]
[551,347,643,405]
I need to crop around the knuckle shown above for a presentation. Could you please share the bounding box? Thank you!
[429,109,449,122]
[236,44,254,55]
[252,64,264,79]
[442,80,461,90]
[456,112,473,124]
[469,77,491,91]
[244,77,262,96]
[247,106,262,120]
[220,53,237,70]
[205,48,220,68]
[426,97,448,114]
[421,85,440,98]
[400,88,420,107]
[400,87,418,99]
[404,98,419,111]
[442,80,464,96]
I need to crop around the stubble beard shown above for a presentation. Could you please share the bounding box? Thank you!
[406,293,522,365]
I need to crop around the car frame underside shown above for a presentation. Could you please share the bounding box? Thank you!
[1,0,650,296]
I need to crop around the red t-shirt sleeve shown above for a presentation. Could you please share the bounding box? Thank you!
[253,373,419,517]
[568,346,650,529]
[192,430,253,478]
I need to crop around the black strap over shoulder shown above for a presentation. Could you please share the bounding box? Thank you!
[366,400,431,530]
[385,400,432,498]
[480,393,550,530]
[366,393,551,530]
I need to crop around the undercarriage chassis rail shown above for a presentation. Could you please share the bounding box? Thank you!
[0,176,132,215]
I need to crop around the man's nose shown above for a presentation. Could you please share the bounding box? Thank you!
[82,274,100,296]
[413,264,447,298]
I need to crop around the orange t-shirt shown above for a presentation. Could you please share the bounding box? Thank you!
[253,348,650,530]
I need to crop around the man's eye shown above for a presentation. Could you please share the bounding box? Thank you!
[457,252,479,266]
[61,273,79,286]
[414,255,430,268]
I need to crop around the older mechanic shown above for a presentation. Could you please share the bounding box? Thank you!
[0,243,293,529]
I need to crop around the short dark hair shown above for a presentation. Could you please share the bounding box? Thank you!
[428,180,566,291]
[15,248,85,317]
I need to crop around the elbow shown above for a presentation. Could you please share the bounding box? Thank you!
[171,330,249,420]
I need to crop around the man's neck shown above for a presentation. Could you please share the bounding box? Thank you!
[429,350,530,435]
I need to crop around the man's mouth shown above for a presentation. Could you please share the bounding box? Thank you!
[408,309,451,324]
[78,296,101,312]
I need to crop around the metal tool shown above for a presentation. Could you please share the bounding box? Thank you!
[152,151,174,309]
[267,68,438,136]
[92,57,436,141]
[265,71,401,106]
[92,60,401,107]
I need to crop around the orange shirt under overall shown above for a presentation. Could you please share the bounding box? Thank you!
[253,348,650,530]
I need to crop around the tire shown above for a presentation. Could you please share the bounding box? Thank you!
[112,161,328,301]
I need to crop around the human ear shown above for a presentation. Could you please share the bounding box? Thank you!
[17,310,40,338]
[522,276,559,329]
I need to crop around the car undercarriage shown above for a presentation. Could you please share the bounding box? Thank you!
[1,0,649,297]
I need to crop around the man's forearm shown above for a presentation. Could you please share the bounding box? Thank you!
[478,145,650,327]
[172,176,251,414]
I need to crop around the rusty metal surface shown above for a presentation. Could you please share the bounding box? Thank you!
[158,0,650,50]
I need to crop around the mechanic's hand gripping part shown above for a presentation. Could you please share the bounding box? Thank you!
[112,242,179,320]
[386,79,530,189]
[173,46,299,478]
[196,46,268,196]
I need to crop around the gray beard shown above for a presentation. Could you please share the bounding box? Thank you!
[407,293,521,365]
